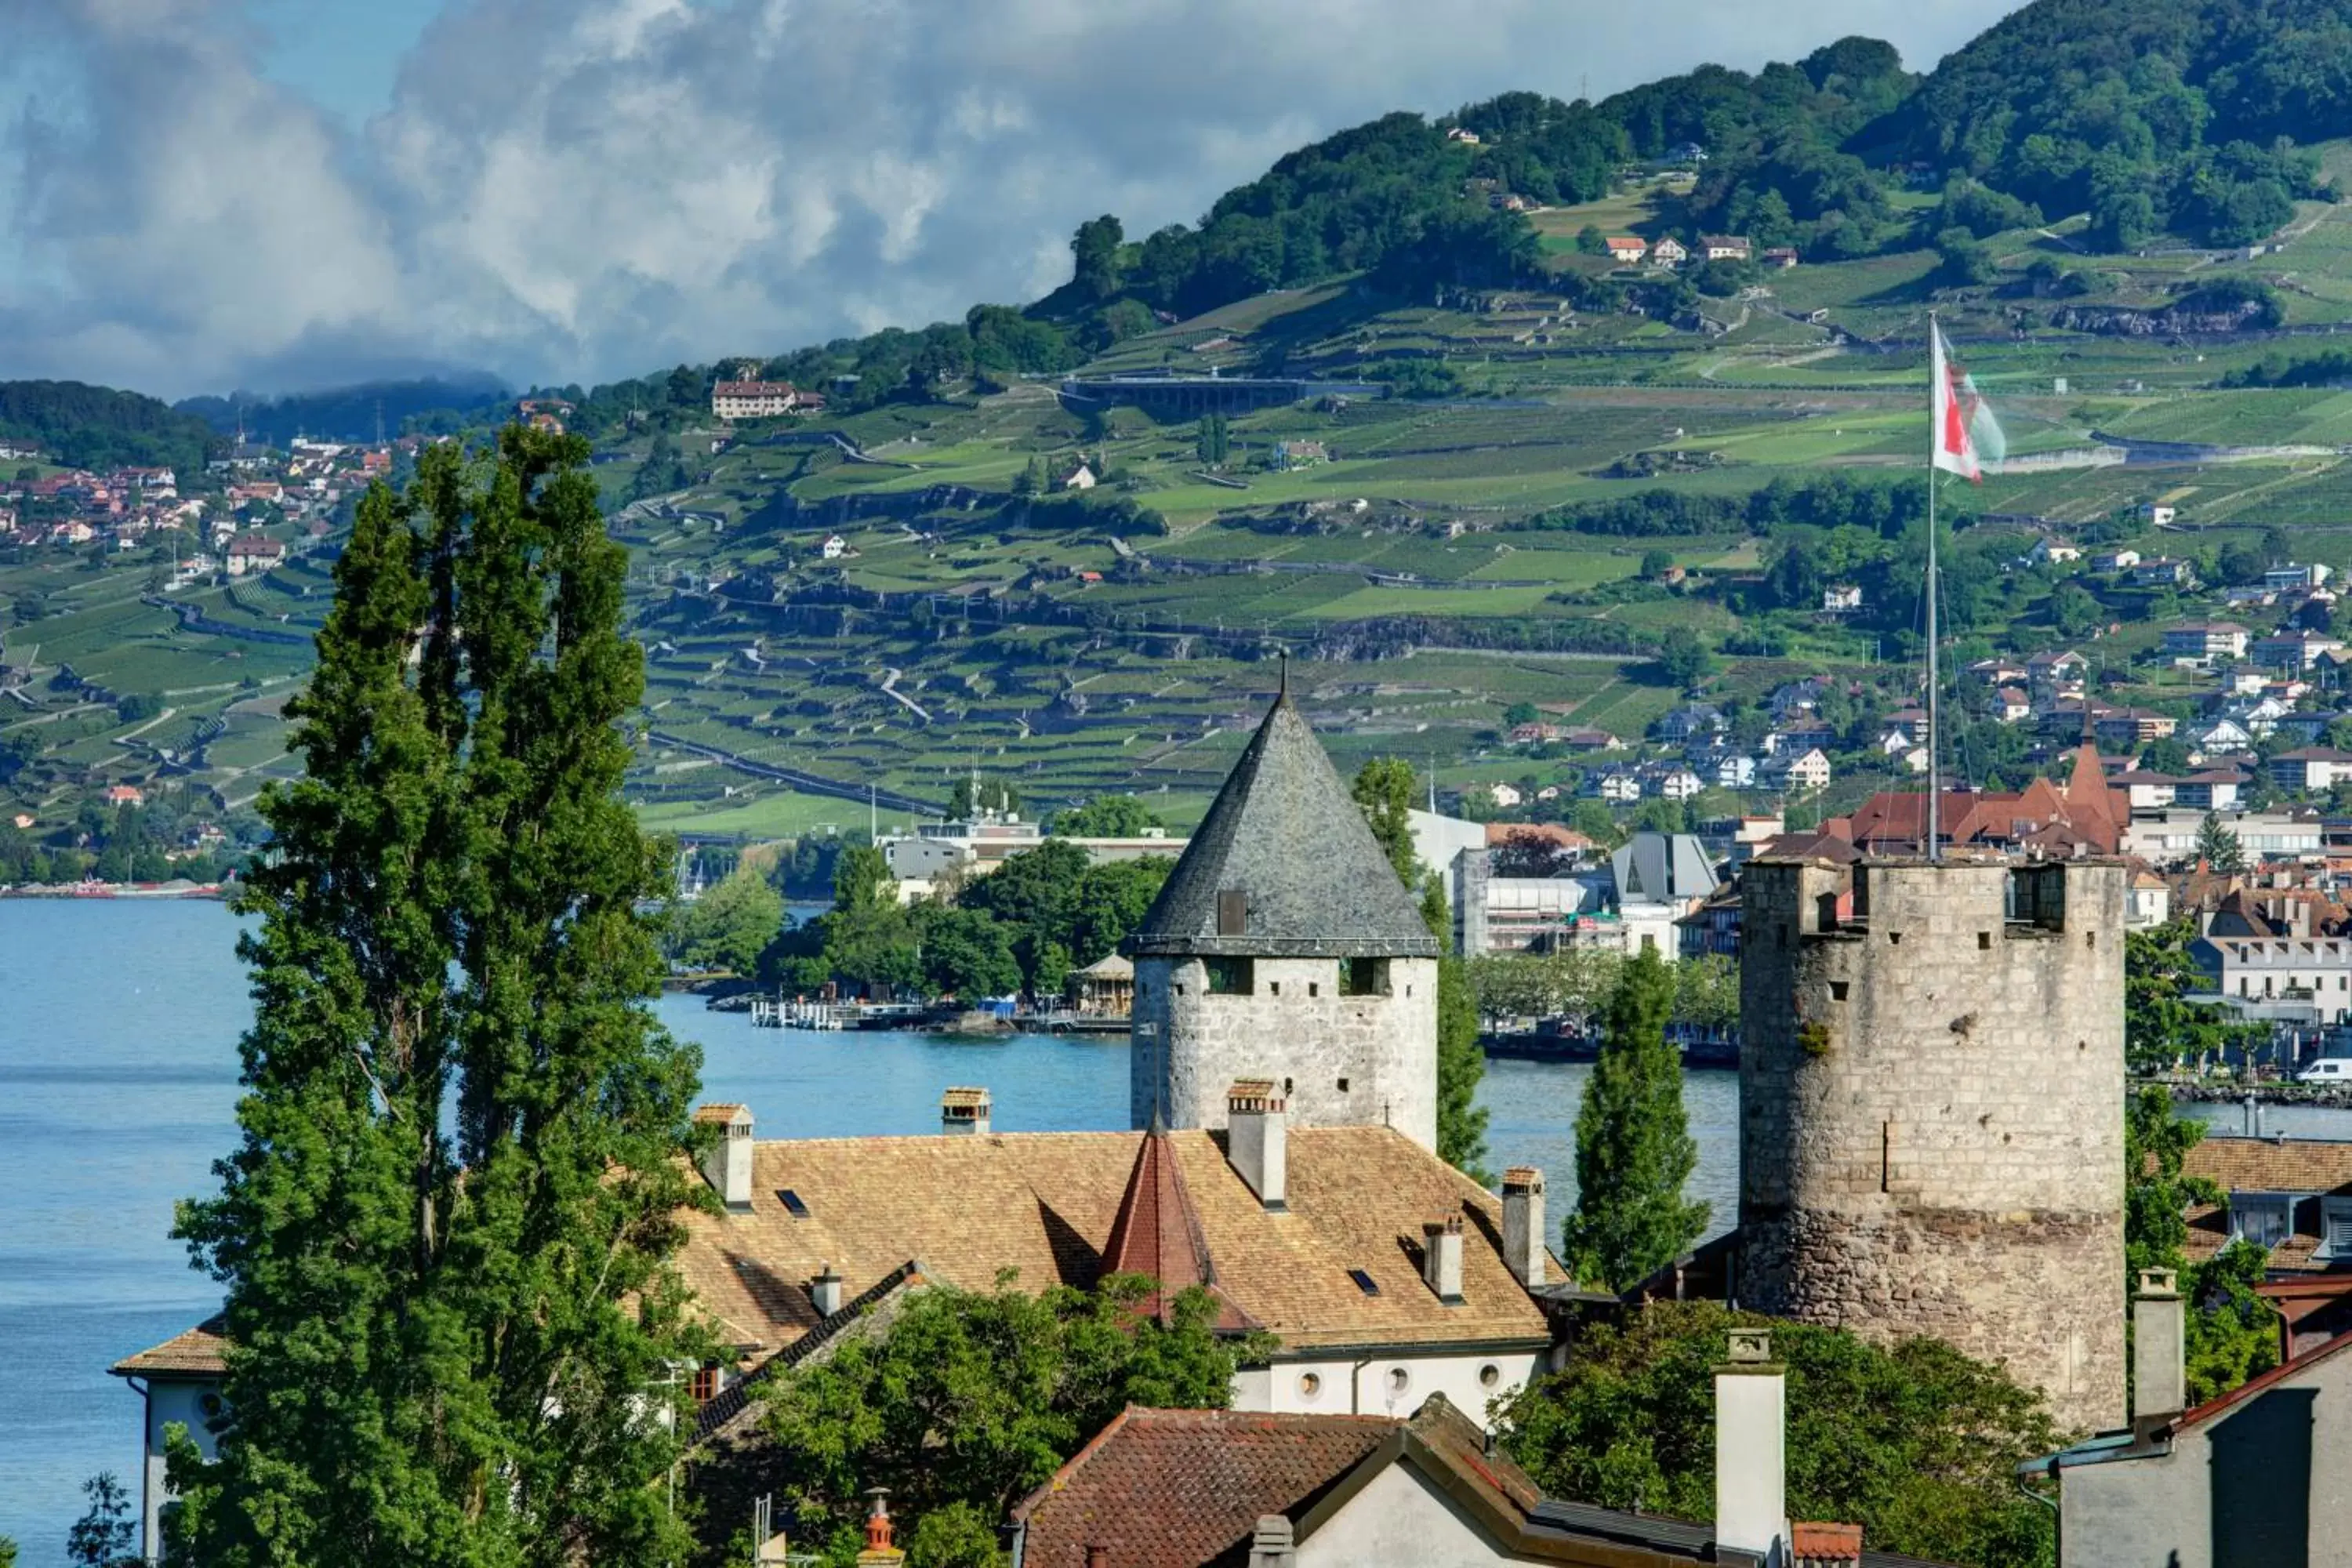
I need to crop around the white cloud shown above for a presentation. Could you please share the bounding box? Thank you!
[0,0,2018,398]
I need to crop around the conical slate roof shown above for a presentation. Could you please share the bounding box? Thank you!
[1100,1117,1258,1330]
[1132,691,1440,958]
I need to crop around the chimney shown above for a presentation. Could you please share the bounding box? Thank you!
[1086,1550,1109,1568]
[811,1263,844,1318]
[1501,1167,1547,1288]
[2134,1268,2187,1428]
[694,1104,754,1210]
[1422,1215,1465,1305]
[1227,1080,1287,1211]
[941,1086,990,1135]
[1247,1515,1296,1568]
[856,1488,904,1566]
[1715,1328,1787,1565]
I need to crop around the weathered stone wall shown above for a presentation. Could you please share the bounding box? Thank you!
[1739,858,2127,1432]
[1132,955,1439,1151]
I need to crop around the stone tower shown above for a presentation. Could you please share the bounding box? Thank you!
[1738,855,2127,1432]
[1129,690,1441,1149]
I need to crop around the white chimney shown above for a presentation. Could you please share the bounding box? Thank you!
[942,1086,990,1135]
[1422,1216,1465,1305]
[694,1104,754,1210]
[2134,1268,2187,1428]
[1228,1080,1287,1211]
[1247,1515,1296,1568]
[811,1263,844,1318]
[1715,1328,1787,1565]
[1501,1167,1547,1287]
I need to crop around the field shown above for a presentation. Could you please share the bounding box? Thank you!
[19,149,2352,837]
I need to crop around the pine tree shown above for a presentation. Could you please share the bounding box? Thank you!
[170,430,706,1566]
[1562,946,1708,1291]
[2197,810,2246,873]
[67,1473,136,1568]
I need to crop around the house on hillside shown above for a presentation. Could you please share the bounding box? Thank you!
[2164,623,2251,663]
[1059,461,1098,491]
[1699,234,1751,261]
[1603,235,1648,264]
[1649,237,1688,267]
[225,535,284,575]
[1762,246,1799,268]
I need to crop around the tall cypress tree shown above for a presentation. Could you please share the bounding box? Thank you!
[1561,946,1707,1291]
[171,430,706,1566]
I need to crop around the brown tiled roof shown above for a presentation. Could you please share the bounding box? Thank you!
[2183,1134,2352,1196]
[1012,1406,1396,1567]
[673,1127,1552,1363]
[110,1314,228,1377]
[694,1103,750,1123]
[1101,1123,1259,1331]
[1795,1521,1866,1566]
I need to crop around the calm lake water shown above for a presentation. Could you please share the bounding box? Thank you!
[0,897,1900,1561]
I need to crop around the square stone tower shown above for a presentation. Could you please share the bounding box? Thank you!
[1128,689,1441,1150]
[1738,855,2128,1433]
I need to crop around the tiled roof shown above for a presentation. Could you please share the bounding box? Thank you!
[1011,1406,1397,1568]
[110,1314,228,1377]
[673,1127,1552,1363]
[1101,1122,1259,1331]
[2183,1134,2352,1196]
[1132,693,1439,958]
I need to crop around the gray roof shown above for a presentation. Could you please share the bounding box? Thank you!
[1132,694,1439,958]
[1610,832,1719,909]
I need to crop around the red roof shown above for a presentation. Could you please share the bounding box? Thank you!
[2175,1325,2352,1434]
[1102,1123,1258,1331]
[1011,1406,1396,1568]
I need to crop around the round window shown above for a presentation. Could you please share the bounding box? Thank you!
[1388,1367,1410,1394]
[1479,1363,1501,1389]
[198,1392,226,1419]
[1298,1372,1322,1400]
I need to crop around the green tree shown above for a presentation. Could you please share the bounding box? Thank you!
[1639,547,1674,579]
[1654,627,1712,688]
[1562,946,1708,1290]
[949,775,1020,818]
[2125,918,2258,1074]
[1502,702,1541,728]
[2197,810,2245,872]
[915,904,1023,999]
[2,1530,18,1567]
[2125,1087,2281,1405]
[1051,794,1163,837]
[1575,224,1609,255]
[1196,412,1229,467]
[1069,214,1126,303]
[808,844,920,996]
[761,1276,1269,1560]
[1069,857,1174,967]
[168,430,707,1567]
[1352,758,1489,1175]
[1496,1301,2059,1568]
[666,865,785,975]
[67,1472,136,1568]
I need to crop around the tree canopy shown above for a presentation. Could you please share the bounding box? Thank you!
[1561,946,1708,1291]
[758,1275,1269,1566]
[166,430,707,1566]
[1496,1301,2059,1568]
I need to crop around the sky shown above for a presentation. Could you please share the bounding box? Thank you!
[0,0,2027,402]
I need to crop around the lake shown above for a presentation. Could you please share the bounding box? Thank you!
[0,900,1740,1564]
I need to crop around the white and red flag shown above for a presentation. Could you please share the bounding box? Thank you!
[1929,319,2003,482]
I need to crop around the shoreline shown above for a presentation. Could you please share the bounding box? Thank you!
[0,881,230,901]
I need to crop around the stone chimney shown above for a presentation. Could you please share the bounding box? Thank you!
[693,1103,754,1211]
[1421,1215,1465,1305]
[1714,1328,1787,1566]
[1501,1167,1547,1287]
[811,1263,844,1318]
[941,1086,990,1135]
[2134,1268,2187,1428]
[1227,1079,1287,1211]
[1247,1515,1296,1568]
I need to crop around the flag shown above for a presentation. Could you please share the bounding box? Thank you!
[1929,320,2003,482]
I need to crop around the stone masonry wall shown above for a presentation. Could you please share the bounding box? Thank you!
[1131,955,1439,1151]
[1739,858,2128,1433]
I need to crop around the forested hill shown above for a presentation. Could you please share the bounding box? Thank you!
[1889,0,2352,249]
[176,376,510,447]
[0,381,216,474]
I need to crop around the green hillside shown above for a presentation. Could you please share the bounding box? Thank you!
[20,0,2352,852]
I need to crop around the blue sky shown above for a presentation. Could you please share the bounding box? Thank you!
[0,0,2020,401]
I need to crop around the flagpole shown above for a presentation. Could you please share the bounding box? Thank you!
[1926,315,1941,865]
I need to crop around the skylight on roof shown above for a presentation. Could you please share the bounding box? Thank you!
[1348,1268,1380,1297]
[778,1189,809,1218]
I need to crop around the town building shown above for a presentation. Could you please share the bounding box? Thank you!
[1128,688,1442,1149]
[710,379,807,419]
[1649,237,1689,267]
[1698,234,1752,261]
[1602,235,1648,264]
[224,534,285,575]
[1739,855,2129,1432]
[2164,622,2250,662]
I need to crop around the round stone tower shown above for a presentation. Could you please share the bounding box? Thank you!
[1738,855,2127,1433]
[1128,689,1441,1150]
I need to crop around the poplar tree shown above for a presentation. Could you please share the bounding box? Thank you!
[170,430,706,1566]
[1563,946,1707,1291]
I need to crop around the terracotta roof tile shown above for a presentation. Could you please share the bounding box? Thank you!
[1011,1406,1396,1568]
[2183,1134,2352,1196]
[111,1315,228,1377]
[673,1127,1552,1365]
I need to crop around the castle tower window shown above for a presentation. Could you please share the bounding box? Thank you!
[1339,957,1391,996]
[1217,889,1247,936]
[1203,956,1254,995]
